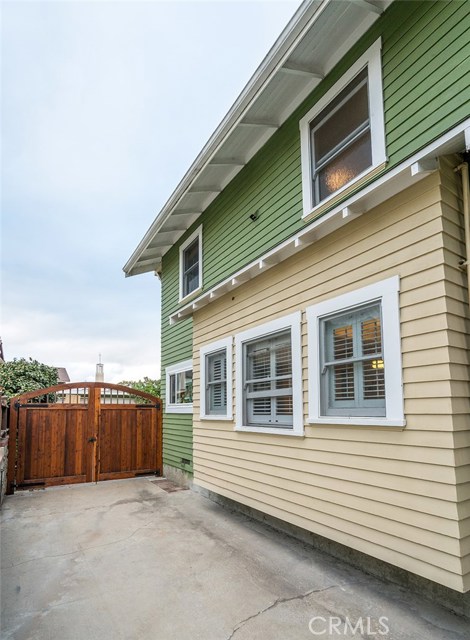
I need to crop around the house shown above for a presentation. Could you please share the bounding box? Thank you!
[124,0,470,603]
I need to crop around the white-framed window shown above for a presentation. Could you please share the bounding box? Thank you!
[165,359,193,413]
[235,312,303,436]
[200,337,233,420]
[306,276,405,427]
[179,226,202,302]
[299,39,386,218]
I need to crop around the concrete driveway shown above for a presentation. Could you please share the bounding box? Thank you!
[1,478,468,640]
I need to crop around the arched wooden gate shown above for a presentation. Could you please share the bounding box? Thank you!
[6,382,162,494]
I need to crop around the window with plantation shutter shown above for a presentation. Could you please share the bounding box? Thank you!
[206,350,227,415]
[244,330,293,427]
[321,304,385,417]
[235,312,302,435]
[306,276,405,427]
[200,337,232,420]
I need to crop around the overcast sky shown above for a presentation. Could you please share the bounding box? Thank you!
[1,0,300,383]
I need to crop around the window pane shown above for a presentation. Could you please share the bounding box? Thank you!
[183,238,199,296]
[333,325,353,361]
[276,396,293,416]
[362,359,385,399]
[183,370,193,403]
[169,374,176,404]
[317,130,372,201]
[313,78,369,162]
[170,369,193,404]
[361,316,382,355]
[333,363,355,400]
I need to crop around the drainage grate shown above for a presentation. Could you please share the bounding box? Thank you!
[151,479,187,493]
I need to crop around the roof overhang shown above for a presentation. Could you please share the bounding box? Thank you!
[168,120,470,324]
[123,0,393,277]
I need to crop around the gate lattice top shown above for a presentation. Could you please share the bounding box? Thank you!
[13,382,160,407]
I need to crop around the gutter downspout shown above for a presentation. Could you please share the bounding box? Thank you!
[455,161,470,309]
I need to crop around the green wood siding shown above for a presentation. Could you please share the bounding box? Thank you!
[161,256,193,471]
[159,0,470,472]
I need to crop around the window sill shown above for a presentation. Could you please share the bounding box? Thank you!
[166,404,193,414]
[308,417,406,428]
[179,286,202,305]
[200,414,233,421]
[235,426,304,437]
[302,161,386,222]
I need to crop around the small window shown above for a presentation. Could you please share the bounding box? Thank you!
[166,360,193,413]
[235,313,303,436]
[311,69,371,206]
[307,276,404,427]
[179,226,202,301]
[200,337,232,420]
[300,39,386,217]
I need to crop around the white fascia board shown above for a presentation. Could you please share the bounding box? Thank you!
[169,119,470,324]
[123,0,389,278]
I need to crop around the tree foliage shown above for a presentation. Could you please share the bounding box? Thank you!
[0,358,59,401]
[118,376,161,399]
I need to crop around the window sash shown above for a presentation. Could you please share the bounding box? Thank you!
[243,330,293,427]
[320,304,385,417]
[182,238,200,297]
[169,369,193,405]
[310,70,371,205]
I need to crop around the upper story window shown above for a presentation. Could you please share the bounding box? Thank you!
[300,39,386,218]
[235,312,303,436]
[179,226,202,302]
[166,360,193,413]
[200,337,233,420]
[306,276,405,427]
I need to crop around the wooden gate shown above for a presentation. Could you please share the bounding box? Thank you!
[6,383,162,494]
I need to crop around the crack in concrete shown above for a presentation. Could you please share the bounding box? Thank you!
[2,520,156,569]
[1,549,82,570]
[77,520,155,552]
[225,584,339,640]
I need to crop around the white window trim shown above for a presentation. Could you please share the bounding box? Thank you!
[165,359,193,414]
[306,276,405,427]
[235,312,303,436]
[299,38,386,219]
[200,337,233,421]
[179,225,203,303]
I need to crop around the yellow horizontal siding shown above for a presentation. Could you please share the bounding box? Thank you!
[192,163,469,591]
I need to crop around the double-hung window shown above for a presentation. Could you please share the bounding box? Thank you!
[200,338,232,420]
[166,360,193,413]
[179,226,202,301]
[310,69,371,206]
[300,39,386,217]
[321,303,385,417]
[235,313,303,436]
[307,277,404,427]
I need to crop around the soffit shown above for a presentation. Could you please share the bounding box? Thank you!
[124,0,392,277]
